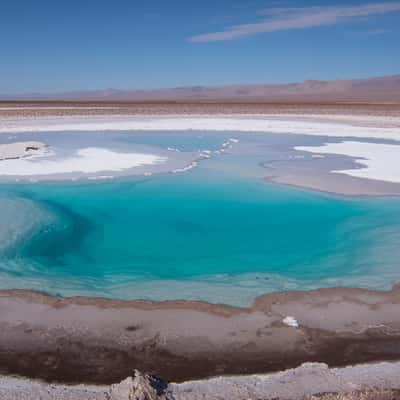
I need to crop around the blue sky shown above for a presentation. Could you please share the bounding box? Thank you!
[1,0,400,94]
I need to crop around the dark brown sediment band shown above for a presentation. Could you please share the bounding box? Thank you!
[1,285,400,384]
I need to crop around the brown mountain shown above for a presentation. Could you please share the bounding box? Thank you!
[3,75,400,103]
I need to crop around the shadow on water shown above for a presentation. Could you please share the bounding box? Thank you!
[0,177,156,275]
[8,195,95,268]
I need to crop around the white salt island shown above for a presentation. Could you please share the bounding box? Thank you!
[0,141,48,161]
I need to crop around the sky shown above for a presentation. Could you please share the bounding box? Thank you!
[1,0,400,94]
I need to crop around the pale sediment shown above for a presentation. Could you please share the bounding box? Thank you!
[263,164,400,196]
[295,142,400,184]
[171,361,400,400]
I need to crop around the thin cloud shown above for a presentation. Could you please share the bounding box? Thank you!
[366,28,390,35]
[190,2,400,42]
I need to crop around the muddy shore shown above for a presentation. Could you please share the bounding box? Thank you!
[1,286,400,384]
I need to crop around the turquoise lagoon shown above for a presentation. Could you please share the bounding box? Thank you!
[1,131,400,306]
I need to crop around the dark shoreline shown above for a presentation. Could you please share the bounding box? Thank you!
[1,286,400,384]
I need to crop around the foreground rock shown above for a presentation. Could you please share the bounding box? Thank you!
[110,370,173,400]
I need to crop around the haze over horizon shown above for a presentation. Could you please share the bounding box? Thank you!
[1,0,400,94]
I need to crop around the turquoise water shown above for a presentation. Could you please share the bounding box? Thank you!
[1,167,400,305]
[1,129,400,305]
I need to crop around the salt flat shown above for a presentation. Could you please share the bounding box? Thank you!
[296,141,400,184]
[0,147,166,176]
[1,114,400,141]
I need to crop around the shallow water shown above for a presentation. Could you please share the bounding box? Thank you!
[1,130,400,305]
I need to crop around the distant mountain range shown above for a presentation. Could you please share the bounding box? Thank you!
[2,75,400,102]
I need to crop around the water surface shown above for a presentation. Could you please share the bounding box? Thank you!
[1,130,400,305]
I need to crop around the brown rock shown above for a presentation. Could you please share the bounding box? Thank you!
[109,370,173,400]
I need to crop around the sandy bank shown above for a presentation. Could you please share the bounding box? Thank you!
[172,361,400,400]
